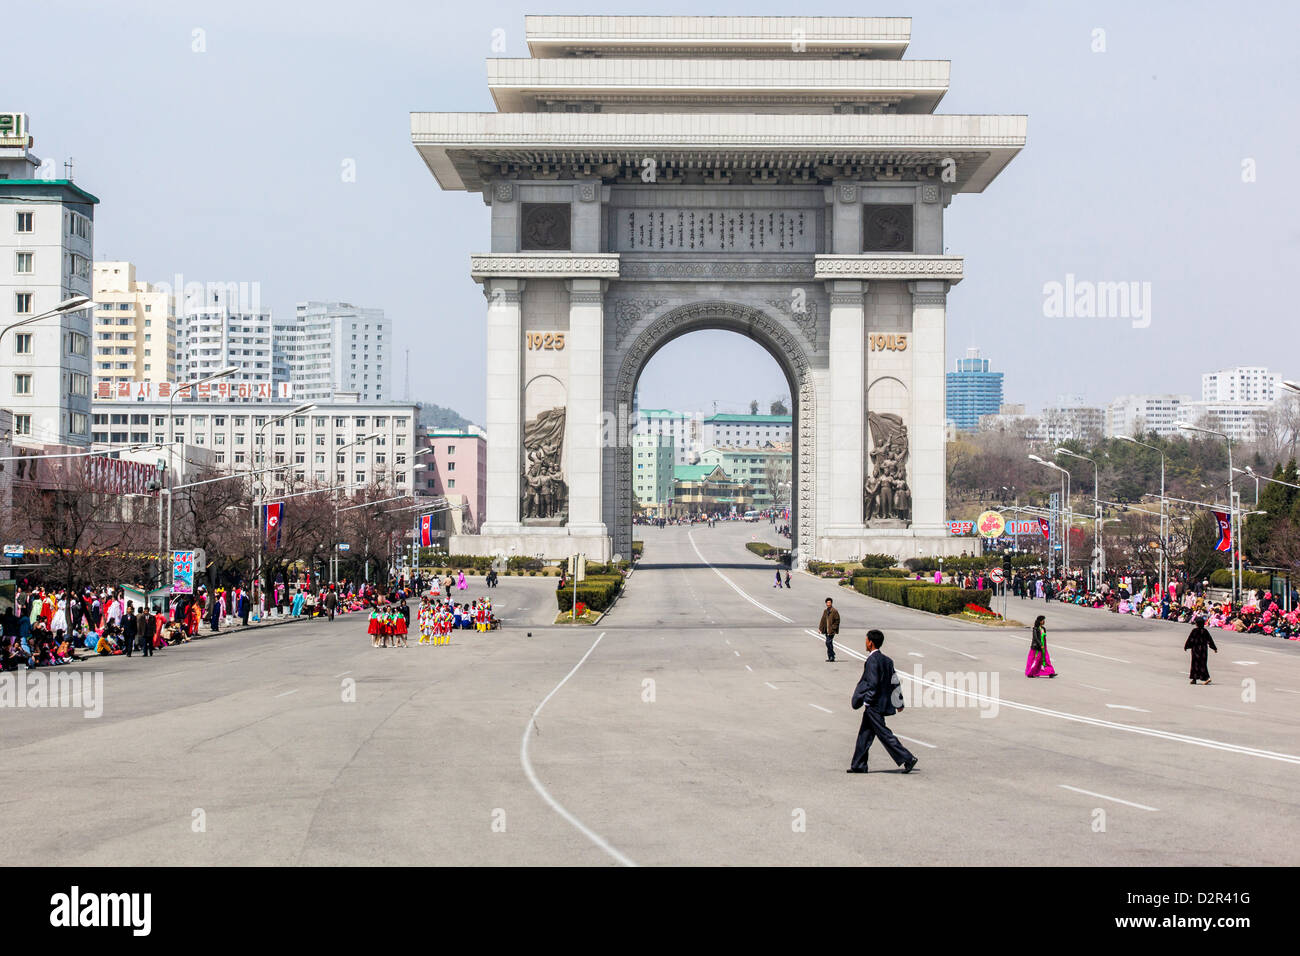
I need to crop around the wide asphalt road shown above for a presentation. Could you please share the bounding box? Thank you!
[3,524,1297,866]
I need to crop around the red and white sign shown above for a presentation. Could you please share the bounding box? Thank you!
[947,520,975,536]
[95,380,293,401]
[990,567,1004,584]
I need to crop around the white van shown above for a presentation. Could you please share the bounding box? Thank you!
[742,511,759,522]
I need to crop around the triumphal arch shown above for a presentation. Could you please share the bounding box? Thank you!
[412,15,1025,564]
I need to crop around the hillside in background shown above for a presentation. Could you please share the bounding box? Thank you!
[417,402,477,432]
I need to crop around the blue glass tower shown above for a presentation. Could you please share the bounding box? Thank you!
[945,348,1004,430]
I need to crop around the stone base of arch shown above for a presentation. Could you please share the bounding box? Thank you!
[447,527,613,563]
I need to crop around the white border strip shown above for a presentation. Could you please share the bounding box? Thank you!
[520,631,636,867]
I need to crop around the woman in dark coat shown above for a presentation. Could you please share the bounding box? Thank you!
[1185,619,1218,684]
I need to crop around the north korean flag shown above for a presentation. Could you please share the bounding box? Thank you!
[1038,517,1051,540]
[264,502,284,551]
[1212,510,1232,552]
[420,513,434,547]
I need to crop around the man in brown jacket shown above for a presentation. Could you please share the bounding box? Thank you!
[819,597,840,662]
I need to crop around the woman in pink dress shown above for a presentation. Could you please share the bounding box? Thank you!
[1025,615,1057,678]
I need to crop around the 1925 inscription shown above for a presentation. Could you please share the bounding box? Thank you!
[527,332,566,351]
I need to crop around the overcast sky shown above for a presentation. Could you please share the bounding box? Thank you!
[15,0,1299,422]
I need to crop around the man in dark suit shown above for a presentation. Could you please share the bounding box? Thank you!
[848,629,917,774]
[122,601,137,657]
[139,607,154,657]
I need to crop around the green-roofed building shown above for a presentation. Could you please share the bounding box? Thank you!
[670,464,754,516]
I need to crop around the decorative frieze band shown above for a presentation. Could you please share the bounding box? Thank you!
[470,253,621,280]
[813,254,964,283]
[912,292,948,306]
[619,258,815,281]
[569,291,604,305]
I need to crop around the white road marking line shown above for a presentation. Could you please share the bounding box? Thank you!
[908,652,924,658]
[333,671,351,678]
[802,628,1300,766]
[708,559,1300,767]
[764,681,779,690]
[1233,661,1259,666]
[724,638,731,645]
[1076,682,1109,692]
[1046,644,1130,664]
[520,631,635,868]
[898,734,937,750]
[274,689,298,698]
[809,703,833,714]
[933,642,978,661]
[734,650,740,657]
[1274,688,1300,695]
[1195,704,1251,716]
[1059,785,1158,812]
[1105,704,1151,713]
[688,531,793,623]
[745,664,753,672]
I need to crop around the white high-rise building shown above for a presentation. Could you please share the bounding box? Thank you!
[635,409,702,466]
[1201,366,1283,404]
[274,301,391,402]
[92,261,177,387]
[1104,394,1193,438]
[0,112,96,446]
[177,286,273,391]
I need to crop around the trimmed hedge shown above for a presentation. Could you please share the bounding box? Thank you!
[851,567,910,580]
[906,587,992,615]
[853,577,992,616]
[746,542,778,558]
[556,573,623,613]
[858,553,899,569]
[1209,569,1272,590]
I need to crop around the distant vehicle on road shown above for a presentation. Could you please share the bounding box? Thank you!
[743,511,759,522]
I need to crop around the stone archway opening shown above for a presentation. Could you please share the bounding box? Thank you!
[628,327,797,553]
[608,300,816,566]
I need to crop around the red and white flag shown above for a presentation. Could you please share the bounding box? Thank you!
[1212,511,1232,552]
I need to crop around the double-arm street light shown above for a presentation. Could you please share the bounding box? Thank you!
[1055,447,1104,582]
[1177,420,1239,601]
[166,366,240,567]
[1029,454,1071,572]
[246,403,317,609]
[1117,435,1168,595]
[331,433,383,586]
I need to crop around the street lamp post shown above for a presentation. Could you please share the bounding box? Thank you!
[0,295,93,350]
[166,365,239,575]
[1056,448,1102,585]
[332,433,383,587]
[1029,454,1070,574]
[250,402,316,611]
[1178,421,1237,602]
[1118,435,1168,597]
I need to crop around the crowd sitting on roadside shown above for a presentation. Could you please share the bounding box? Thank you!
[1002,569,1300,640]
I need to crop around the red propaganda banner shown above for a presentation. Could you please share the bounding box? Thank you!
[1212,510,1232,552]
[1038,517,1051,539]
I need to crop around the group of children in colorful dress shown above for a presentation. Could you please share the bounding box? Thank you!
[365,593,499,649]
[366,604,410,648]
